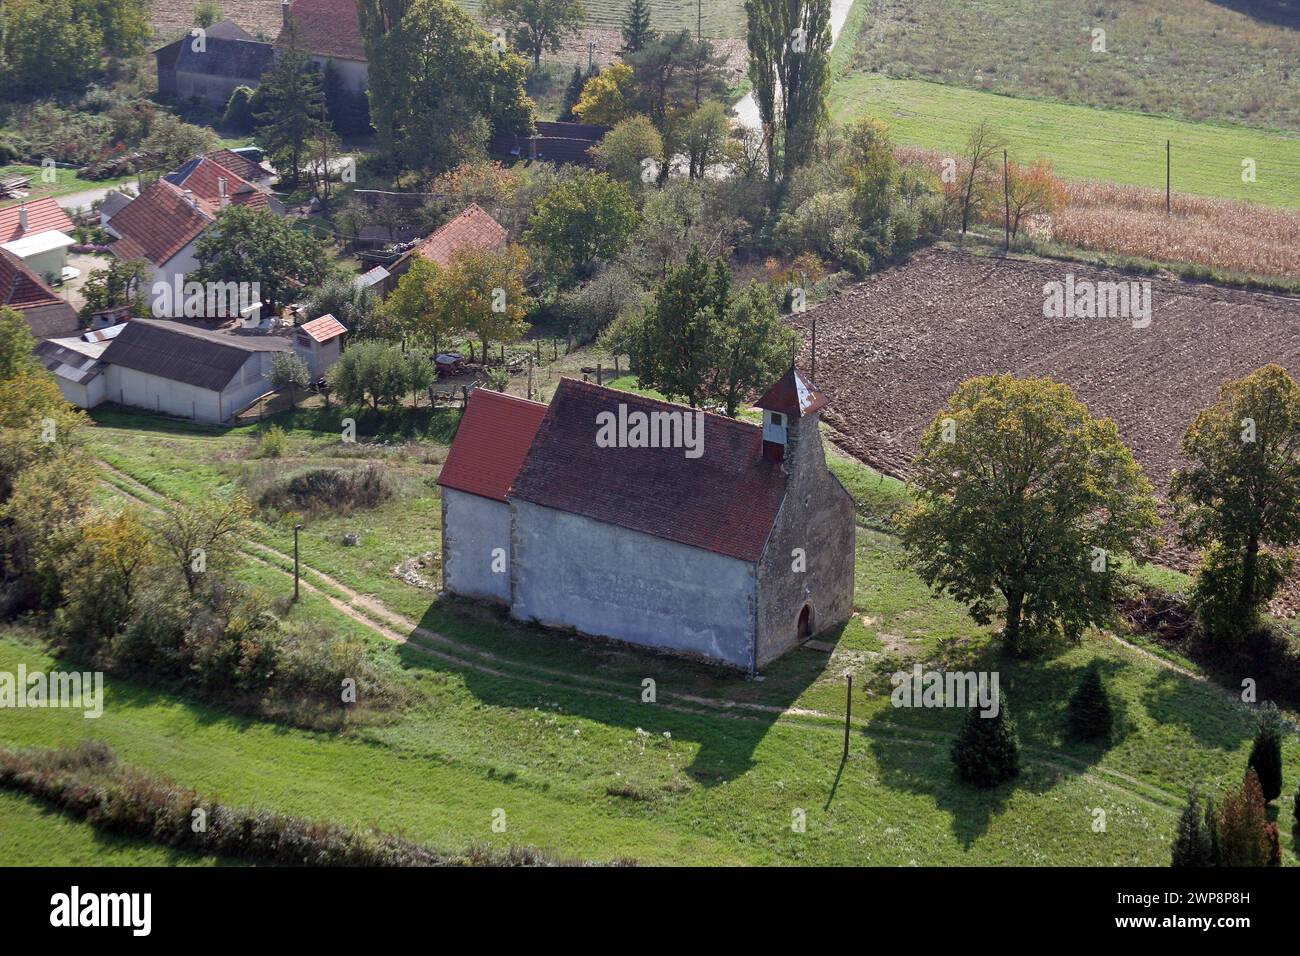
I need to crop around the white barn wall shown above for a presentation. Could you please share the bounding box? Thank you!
[441,488,512,603]
[509,500,758,669]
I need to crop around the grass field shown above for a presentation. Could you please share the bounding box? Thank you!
[0,164,136,211]
[846,0,1300,133]
[4,399,1296,866]
[829,73,1300,209]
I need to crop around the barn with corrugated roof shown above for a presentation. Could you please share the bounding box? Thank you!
[436,369,856,671]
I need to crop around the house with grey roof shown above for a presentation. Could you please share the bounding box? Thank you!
[156,20,275,107]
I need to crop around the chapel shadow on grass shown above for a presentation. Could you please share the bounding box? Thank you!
[395,595,831,786]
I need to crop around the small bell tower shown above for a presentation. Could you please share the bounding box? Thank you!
[754,365,829,468]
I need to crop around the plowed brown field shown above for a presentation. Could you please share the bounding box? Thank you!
[797,246,1300,613]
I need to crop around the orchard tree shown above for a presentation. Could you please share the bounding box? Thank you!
[382,257,456,350]
[899,375,1161,656]
[269,352,312,407]
[1171,365,1300,641]
[434,244,534,362]
[193,206,329,316]
[592,115,664,189]
[523,170,638,281]
[484,0,585,72]
[708,282,798,417]
[573,61,638,126]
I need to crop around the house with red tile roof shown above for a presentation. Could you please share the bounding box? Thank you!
[276,0,369,91]
[104,178,216,317]
[0,198,77,280]
[436,369,856,671]
[0,247,80,341]
[165,154,283,215]
[391,204,508,284]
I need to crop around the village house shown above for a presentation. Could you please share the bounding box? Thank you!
[489,120,611,167]
[437,369,857,671]
[49,318,335,423]
[0,248,81,341]
[276,0,369,92]
[155,20,276,107]
[106,153,282,317]
[0,197,77,284]
[389,203,508,286]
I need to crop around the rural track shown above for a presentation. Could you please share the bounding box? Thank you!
[94,458,1192,815]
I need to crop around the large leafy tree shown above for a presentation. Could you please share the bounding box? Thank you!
[523,170,638,281]
[254,48,328,187]
[381,257,453,349]
[434,244,534,362]
[1171,365,1300,641]
[193,206,329,316]
[625,30,728,133]
[1,0,147,96]
[359,0,533,173]
[744,0,831,183]
[572,61,638,126]
[708,281,797,417]
[899,375,1161,656]
[484,0,586,72]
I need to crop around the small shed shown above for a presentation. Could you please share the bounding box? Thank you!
[296,314,348,378]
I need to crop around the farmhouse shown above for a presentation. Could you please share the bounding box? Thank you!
[489,121,611,167]
[437,369,857,671]
[155,20,275,107]
[276,0,369,92]
[84,319,306,422]
[0,248,80,341]
[0,198,77,282]
[390,204,508,283]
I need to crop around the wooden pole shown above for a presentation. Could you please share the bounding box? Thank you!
[527,356,533,400]
[842,674,852,761]
[596,362,602,386]
[1003,149,1010,251]
[1166,140,1171,216]
[810,314,817,383]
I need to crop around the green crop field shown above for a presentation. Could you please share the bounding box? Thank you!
[829,73,1300,208]
[3,402,1296,867]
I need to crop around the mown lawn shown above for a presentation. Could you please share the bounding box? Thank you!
[6,404,1298,866]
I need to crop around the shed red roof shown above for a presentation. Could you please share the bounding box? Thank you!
[0,198,74,244]
[413,204,507,270]
[438,388,549,503]
[0,247,65,310]
[509,380,787,562]
[109,179,214,266]
[299,313,347,342]
[277,0,367,61]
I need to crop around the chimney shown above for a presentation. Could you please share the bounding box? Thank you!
[183,189,199,211]
[218,176,229,207]
[17,205,28,233]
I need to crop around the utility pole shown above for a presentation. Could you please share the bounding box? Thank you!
[293,524,303,603]
[810,314,817,384]
[1166,140,1171,216]
[527,355,534,400]
[842,674,853,762]
[1003,149,1010,251]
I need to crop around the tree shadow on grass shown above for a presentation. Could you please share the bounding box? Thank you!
[861,653,1138,850]
[1139,667,1254,750]
[1207,0,1300,29]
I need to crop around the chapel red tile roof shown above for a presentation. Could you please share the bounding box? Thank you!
[109,179,214,267]
[437,388,549,503]
[0,198,74,244]
[509,380,788,562]
[0,247,66,310]
[755,366,829,418]
[413,204,507,270]
[165,156,270,210]
[277,0,368,61]
[299,313,347,342]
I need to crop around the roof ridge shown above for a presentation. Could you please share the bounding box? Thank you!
[556,378,761,434]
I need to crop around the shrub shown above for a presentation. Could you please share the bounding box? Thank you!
[951,700,1020,788]
[1171,788,1214,866]
[1067,665,1113,742]
[1217,770,1272,867]
[1247,702,1284,802]
[257,465,394,516]
[257,424,287,458]
[223,86,257,132]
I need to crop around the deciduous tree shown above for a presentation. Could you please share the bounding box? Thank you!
[484,0,585,72]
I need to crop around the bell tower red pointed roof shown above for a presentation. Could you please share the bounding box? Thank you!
[754,366,828,418]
